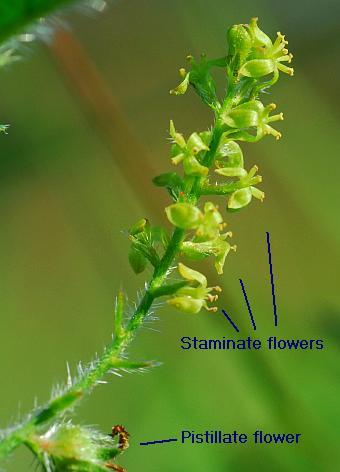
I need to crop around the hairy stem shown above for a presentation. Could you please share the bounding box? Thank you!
[0,111,222,457]
[0,228,187,459]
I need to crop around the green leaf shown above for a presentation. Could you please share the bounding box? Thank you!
[153,172,183,189]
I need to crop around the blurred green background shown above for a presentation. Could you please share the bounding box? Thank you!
[1,0,340,470]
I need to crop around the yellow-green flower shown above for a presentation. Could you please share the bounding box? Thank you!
[168,263,222,314]
[239,17,294,79]
[169,120,209,176]
[222,100,284,140]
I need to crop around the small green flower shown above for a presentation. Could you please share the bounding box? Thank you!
[223,100,284,140]
[216,164,264,211]
[195,202,225,241]
[174,202,236,274]
[169,120,209,176]
[166,201,228,243]
[227,24,252,61]
[239,17,294,79]
[168,263,222,313]
[182,233,236,275]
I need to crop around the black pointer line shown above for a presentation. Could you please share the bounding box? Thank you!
[266,231,278,326]
[221,309,240,333]
[239,279,256,331]
[140,438,178,446]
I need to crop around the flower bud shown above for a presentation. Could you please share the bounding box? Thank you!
[129,218,148,236]
[165,203,202,229]
[227,24,252,59]
[129,246,147,274]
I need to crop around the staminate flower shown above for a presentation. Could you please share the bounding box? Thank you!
[168,263,222,313]
[222,100,284,140]
[169,120,209,176]
[216,164,264,210]
[239,17,294,79]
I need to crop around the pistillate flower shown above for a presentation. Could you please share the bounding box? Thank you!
[33,423,129,471]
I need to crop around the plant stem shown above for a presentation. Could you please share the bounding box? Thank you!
[0,228,186,460]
